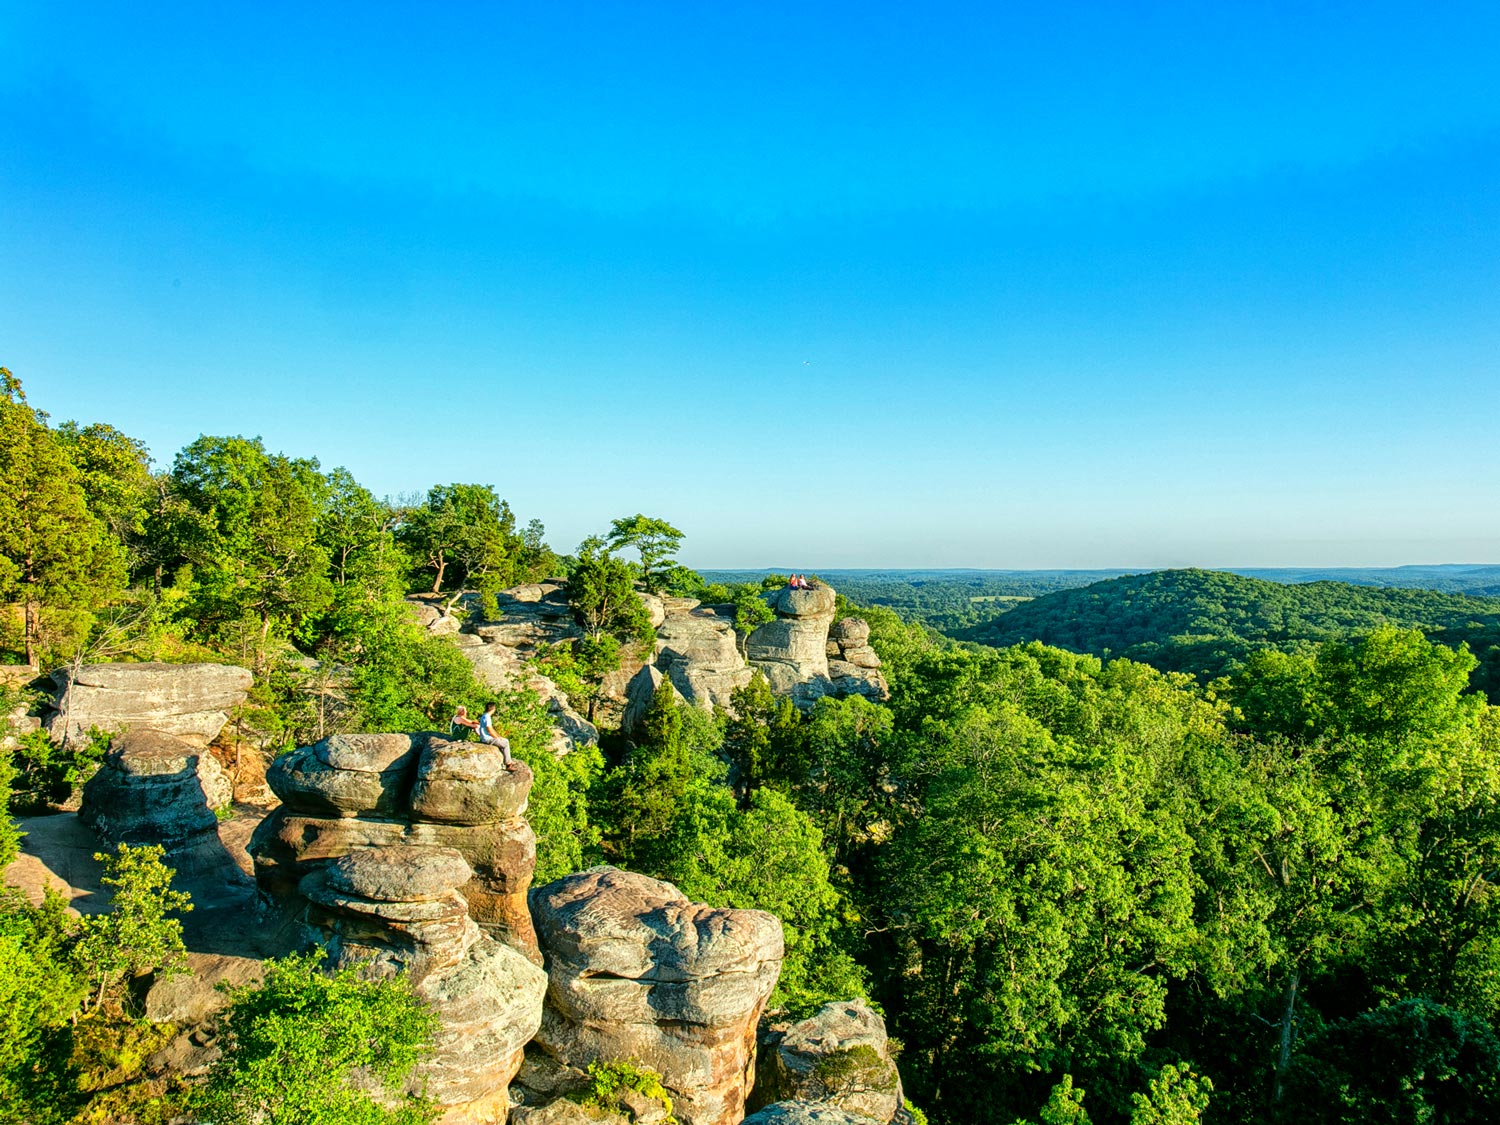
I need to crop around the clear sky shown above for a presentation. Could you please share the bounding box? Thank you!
[2,2,1497,568]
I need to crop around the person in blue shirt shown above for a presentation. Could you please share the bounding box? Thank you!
[477,701,519,771]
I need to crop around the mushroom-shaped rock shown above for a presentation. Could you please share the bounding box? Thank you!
[741,1103,880,1125]
[80,729,232,858]
[326,844,473,902]
[266,733,422,817]
[46,662,252,748]
[755,1001,902,1123]
[409,739,533,825]
[302,848,478,980]
[529,866,784,1125]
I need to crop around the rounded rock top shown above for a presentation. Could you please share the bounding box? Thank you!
[326,845,473,902]
[772,585,837,617]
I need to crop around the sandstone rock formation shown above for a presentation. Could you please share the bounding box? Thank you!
[511,1101,630,1125]
[46,662,252,747]
[753,1001,902,1123]
[298,846,549,1120]
[526,866,784,1125]
[746,585,837,701]
[649,606,754,711]
[252,735,542,961]
[79,729,235,870]
[824,619,890,704]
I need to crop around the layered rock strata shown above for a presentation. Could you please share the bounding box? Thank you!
[525,866,784,1125]
[47,662,252,747]
[823,619,890,704]
[299,846,549,1120]
[753,1001,903,1123]
[79,729,234,870]
[251,733,541,961]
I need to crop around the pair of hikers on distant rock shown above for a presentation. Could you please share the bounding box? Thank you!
[448,701,520,771]
[788,573,814,589]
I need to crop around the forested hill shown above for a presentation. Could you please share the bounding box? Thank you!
[958,568,1500,691]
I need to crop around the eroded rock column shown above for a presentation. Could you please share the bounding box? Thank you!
[525,866,784,1125]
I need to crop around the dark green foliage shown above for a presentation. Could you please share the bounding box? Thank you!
[961,568,1500,689]
[0,750,18,871]
[397,483,547,613]
[568,535,655,648]
[1280,999,1500,1124]
[0,368,128,666]
[0,888,84,1124]
[194,952,438,1125]
[7,725,111,814]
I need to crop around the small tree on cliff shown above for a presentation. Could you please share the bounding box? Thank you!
[730,584,774,658]
[568,536,654,650]
[194,951,438,1125]
[606,514,683,594]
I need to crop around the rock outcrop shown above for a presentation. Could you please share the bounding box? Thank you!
[824,619,890,704]
[648,604,754,712]
[299,846,549,1120]
[79,729,234,870]
[446,583,600,755]
[251,734,542,961]
[753,1001,902,1123]
[46,662,252,747]
[525,866,784,1125]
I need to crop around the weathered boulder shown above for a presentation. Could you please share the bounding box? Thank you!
[303,846,479,978]
[741,1103,878,1125]
[80,729,233,862]
[296,845,549,1120]
[529,866,783,1125]
[622,613,753,731]
[411,741,532,825]
[754,1001,902,1123]
[265,733,421,818]
[47,662,252,747]
[827,619,870,648]
[821,618,890,705]
[472,583,582,651]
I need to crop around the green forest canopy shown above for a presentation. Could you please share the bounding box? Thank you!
[952,568,1500,695]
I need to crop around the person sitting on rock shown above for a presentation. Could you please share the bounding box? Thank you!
[788,574,804,589]
[478,701,519,771]
[449,704,480,741]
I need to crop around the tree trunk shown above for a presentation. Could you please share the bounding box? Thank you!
[431,557,446,595]
[23,598,39,669]
[1274,968,1301,1102]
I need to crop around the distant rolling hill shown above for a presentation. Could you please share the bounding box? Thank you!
[954,568,1500,696]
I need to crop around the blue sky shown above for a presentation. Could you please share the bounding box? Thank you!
[2,2,1497,567]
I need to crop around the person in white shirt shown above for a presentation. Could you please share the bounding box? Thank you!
[477,701,519,771]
